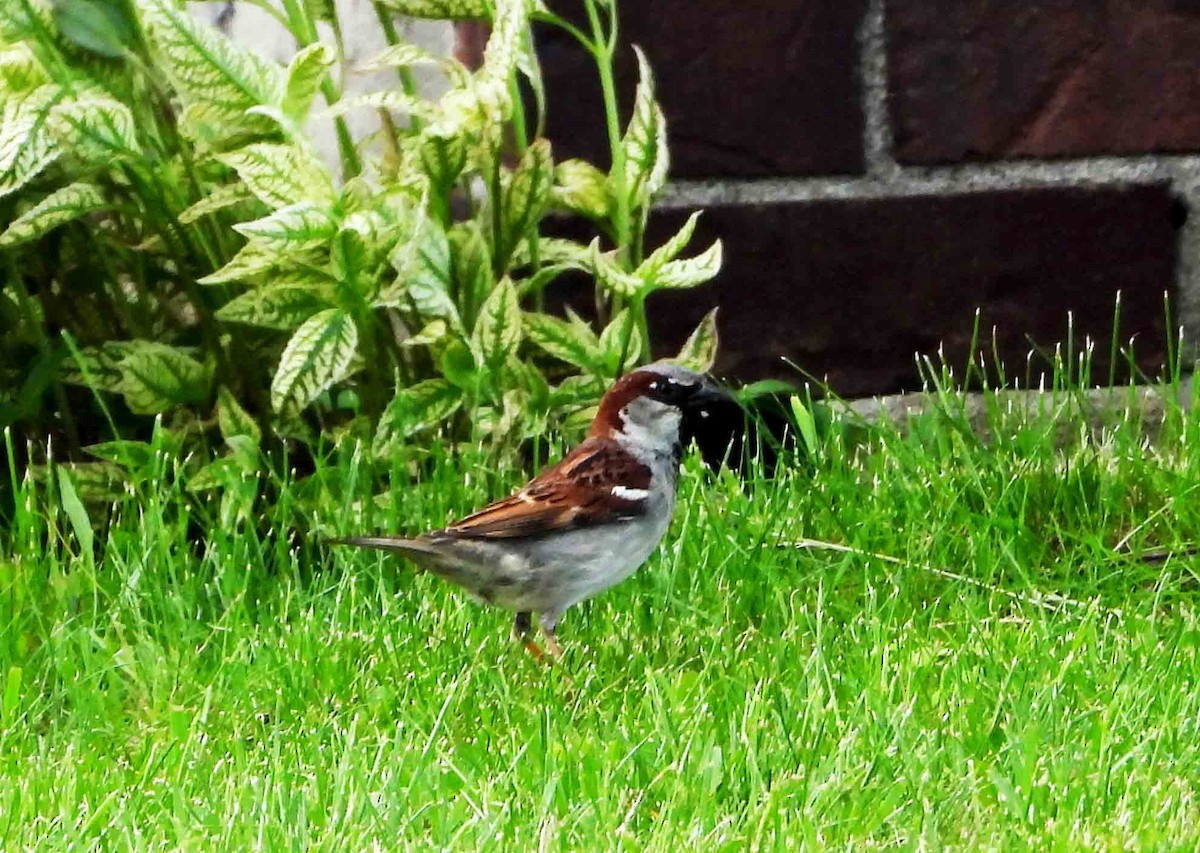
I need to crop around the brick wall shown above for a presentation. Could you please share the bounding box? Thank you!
[527,0,1200,395]
[213,0,1200,397]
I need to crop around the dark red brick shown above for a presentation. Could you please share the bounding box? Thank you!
[632,186,1175,396]
[453,20,489,71]
[537,1,867,178]
[888,1,1200,163]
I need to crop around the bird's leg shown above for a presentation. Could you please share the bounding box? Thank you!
[512,611,533,641]
[514,611,552,663]
[538,612,564,661]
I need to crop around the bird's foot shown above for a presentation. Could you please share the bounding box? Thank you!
[513,612,565,665]
[514,611,555,666]
[540,631,564,661]
[538,613,564,662]
[522,639,553,664]
[512,611,533,642]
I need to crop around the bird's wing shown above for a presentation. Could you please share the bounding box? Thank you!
[440,437,653,540]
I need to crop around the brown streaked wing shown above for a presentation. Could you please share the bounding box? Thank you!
[440,437,652,540]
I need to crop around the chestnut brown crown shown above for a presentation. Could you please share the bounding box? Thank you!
[589,362,731,440]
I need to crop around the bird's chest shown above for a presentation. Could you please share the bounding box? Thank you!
[529,472,676,609]
[545,510,671,602]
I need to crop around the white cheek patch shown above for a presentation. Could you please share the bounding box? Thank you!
[618,398,683,454]
[610,486,650,501]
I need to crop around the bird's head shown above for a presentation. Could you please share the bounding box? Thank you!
[590,361,734,457]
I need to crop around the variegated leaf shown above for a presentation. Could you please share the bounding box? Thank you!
[564,306,599,342]
[449,221,491,318]
[0,84,66,200]
[198,240,282,285]
[506,355,549,408]
[271,308,359,411]
[549,373,606,408]
[401,319,448,348]
[642,210,701,274]
[523,311,602,372]
[217,386,261,445]
[218,143,334,209]
[422,0,527,140]
[508,238,588,295]
[386,212,460,327]
[324,90,427,120]
[53,461,126,504]
[116,342,212,415]
[599,309,645,372]
[357,42,469,87]
[480,0,525,86]
[471,276,521,365]
[358,41,436,71]
[178,183,257,224]
[620,47,669,208]
[333,211,391,293]
[0,182,107,249]
[373,378,462,453]
[85,440,156,470]
[551,158,609,220]
[139,0,284,122]
[233,202,338,249]
[215,281,333,330]
[0,0,53,44]
[651,240,723,290]
[475,389,525,439]
[337,175,377,215]
[415,132,467,193]
[497,138,552,268]
[176,100,251,147]
[301,0,337,23]
[186,455,242,493]
[0,43,48,93]
[535,238,595,268]
[440,338,478,389]
[52,0,137,59]
[422,85,488,142]
[281,42,333,121]
[671,307,719,373]
[60,341,133,391]
[371,0,489,18]
[588,239,643,298]
[47,93,140,161]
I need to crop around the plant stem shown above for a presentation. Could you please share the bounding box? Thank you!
[279,0,362,178]
[534,11,591,62]
[6,262,80,456]
[370,1,422,171]
[489,160,504,282]
[585,0,629,268]
[508,74,529,155]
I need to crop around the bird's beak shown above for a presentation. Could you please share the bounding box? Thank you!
[688,376,736,412]
[681,377,742,471]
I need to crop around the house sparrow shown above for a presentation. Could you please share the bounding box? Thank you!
[332,362,733,661]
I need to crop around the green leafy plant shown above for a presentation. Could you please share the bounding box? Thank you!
[1,0,722,500]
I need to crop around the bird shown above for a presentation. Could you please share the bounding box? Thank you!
[331,361,734,661]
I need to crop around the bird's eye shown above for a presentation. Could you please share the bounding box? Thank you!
[656,379,693,404]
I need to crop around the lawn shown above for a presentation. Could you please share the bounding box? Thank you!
[4,381,1200,848]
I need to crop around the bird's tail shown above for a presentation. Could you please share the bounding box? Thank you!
[327,536,442,560]
[328,535,484,591]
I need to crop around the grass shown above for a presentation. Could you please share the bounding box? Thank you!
[5,373,1200,848]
